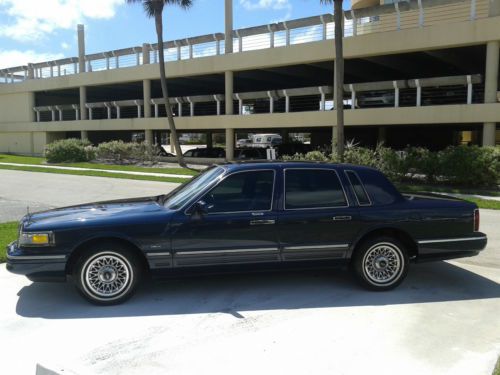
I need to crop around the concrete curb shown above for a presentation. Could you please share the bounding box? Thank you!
[36,363,79,375]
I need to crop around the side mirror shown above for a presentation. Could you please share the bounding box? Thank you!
[192,200,209,217]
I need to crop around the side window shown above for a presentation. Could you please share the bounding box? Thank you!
[203,171,274,213]
[345,171,371,206]
[285,169,347,209]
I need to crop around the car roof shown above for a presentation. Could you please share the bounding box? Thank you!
[217,161,379,173]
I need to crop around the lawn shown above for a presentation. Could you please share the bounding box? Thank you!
[0,153,198,176]
[0,222,17,263]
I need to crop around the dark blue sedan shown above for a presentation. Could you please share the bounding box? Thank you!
[7,162,487,305]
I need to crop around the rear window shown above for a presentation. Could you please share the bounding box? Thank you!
[345,170,371,206]
[285,169,347,209]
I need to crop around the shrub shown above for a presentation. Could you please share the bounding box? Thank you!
[45,138,92,163]
[438,145,500,187]
[95,141,161,163]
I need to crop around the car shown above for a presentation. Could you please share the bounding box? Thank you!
[234,148,266,160]
[183,147,225,158]
[7,162,487,305]
[236,138,252,148]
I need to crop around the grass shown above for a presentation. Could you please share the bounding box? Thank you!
[0,153,198,176]
[0,222,18,263]
[0,164,188,184]
[493,357,500,375]
[398,183,500,197]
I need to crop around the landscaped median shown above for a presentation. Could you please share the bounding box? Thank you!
[0,153,197,184]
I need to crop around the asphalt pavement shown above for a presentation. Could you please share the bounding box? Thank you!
[0,169,499,375]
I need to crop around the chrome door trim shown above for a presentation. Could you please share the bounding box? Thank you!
[146,252,172,257]
[177,247,279,256]
[417,236,487,244]
[283,244,349,250]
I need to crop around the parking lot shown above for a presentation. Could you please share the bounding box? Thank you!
[0,170,499,375]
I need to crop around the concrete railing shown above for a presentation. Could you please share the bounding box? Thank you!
[0,0,493,83]
[32,74,482,122]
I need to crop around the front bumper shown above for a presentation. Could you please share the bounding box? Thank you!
[6,241,67,282]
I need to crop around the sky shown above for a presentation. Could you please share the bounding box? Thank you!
[0,0,352,69]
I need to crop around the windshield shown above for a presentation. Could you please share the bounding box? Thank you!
[164,166,225,210]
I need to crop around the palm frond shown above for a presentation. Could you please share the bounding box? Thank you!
[127,0,193,17]
[320,0,334,4]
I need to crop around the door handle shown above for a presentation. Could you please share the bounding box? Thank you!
[250,219,276,225]
[333,216,352,221]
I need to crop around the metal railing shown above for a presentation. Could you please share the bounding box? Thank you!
[32,74,483,122]
[0,0,492,84]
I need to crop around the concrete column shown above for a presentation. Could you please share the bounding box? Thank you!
[145,129,153,145]
[77,24,86,74]
[225,71,234,115]
[226,128,235,161]
[206,132,213,148]
[79,86,87,121]
[482,40,499,146]
[225,0,233,54]
[490,0,500,17]
[81,130,88,140]
[378,126,387,145]
[143,79,152,118]
[27,63,34,79]
[142,43,150,64]
[28,92,35,122]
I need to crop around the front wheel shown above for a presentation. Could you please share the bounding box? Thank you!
[74,244,141,305]
[352,237,409,291]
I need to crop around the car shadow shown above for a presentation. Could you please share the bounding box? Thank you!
[15,261,500,320]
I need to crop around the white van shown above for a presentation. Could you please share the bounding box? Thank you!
[251,134,282,148]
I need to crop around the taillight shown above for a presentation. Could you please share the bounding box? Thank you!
[474,209,480,232]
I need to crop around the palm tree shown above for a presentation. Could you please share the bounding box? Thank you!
[321,0,345,161]
[127,0,193,168]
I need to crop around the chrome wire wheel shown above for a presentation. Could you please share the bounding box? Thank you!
[82,252,132,299]
[362,242,404,286]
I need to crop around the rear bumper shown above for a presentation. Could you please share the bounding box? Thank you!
[416,233,487,262]
[6,242,67,282]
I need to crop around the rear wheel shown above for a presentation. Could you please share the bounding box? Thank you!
[352,236,409,291]
[73,243,141,305]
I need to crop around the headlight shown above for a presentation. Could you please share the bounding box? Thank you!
[19,231,54,247]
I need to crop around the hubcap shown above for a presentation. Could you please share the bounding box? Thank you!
[84,254,131,298]
[363,243,403,285]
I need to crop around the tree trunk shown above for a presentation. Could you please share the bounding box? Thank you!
[155,12,186,167]
[334,0,345,161]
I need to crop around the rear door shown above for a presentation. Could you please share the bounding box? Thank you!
[277,168,360,262]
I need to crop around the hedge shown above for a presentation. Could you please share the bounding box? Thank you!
[45,138,94,163]
[282,145,500,188]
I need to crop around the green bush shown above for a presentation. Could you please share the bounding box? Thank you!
[95,141,161,162]
[281,144,500,188]
[45,138,92,163]
[438,145,499,187]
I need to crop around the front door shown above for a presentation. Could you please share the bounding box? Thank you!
[170,169,279,268]
[278,168,360,262]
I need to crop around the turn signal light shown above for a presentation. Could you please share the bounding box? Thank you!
[474,209,480,232]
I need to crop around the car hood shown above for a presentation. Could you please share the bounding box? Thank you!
[22,196,167,231]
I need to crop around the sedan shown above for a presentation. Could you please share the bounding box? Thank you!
[7,162,487,305]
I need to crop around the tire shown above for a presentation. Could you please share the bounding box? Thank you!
[352,236,409,291]
[73,243,142,305]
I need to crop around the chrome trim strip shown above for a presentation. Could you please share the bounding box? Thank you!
[283,244,349,250]
[177,247,279,256]
[7,254,66,261]
[283,167,350,210]
[146,252,172,257]
[417,236,487,244]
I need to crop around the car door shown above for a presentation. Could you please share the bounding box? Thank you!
[170,169,280,268]
[277,168,360,262]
